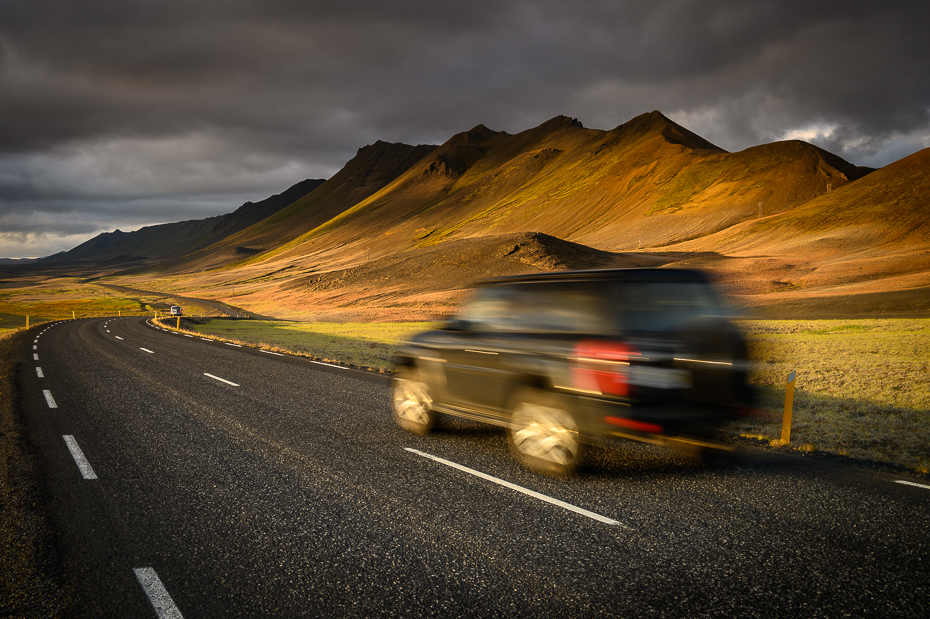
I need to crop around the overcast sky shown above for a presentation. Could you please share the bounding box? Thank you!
[1,0,927,258]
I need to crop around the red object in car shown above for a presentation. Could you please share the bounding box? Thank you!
[572,340,639,396]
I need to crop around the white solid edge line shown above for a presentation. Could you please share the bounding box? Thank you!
[133,567,184,619]
[895,480,930,490]
[260,350,284,356]
[63,435,97,480]
[36,367,44,378]
[404,448,625,527]
[43,389,57,408]
[204,373,239,387]
[308,359,349,370]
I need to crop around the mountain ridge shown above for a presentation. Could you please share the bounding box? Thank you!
[26,110,929,318]
[41,178,326,265]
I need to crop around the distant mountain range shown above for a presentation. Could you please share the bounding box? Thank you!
[41,178,326,265]
[31,110,930,317]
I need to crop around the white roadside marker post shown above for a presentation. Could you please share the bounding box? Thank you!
[781,370,796,444]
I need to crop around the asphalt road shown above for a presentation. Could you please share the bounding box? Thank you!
[15,317,930,618]
[102,285,251,317]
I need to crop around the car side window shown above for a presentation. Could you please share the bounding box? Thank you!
[456,286,519,331]
[508,282,610,333]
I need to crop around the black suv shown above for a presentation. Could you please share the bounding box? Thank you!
[392,268,752,475]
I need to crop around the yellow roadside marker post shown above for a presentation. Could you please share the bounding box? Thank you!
[177,316,180,330]
[26,315,29,328]
[781,370,797,444]
[72,311,75,320]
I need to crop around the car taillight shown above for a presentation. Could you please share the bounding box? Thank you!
[572,340,639,396]
[604,416,663,434]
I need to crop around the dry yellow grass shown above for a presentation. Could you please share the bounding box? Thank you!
[733,319,930,472]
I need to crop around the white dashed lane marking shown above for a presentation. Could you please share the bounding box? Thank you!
[63,435,97,480]
[116,336,124,340]
[140,348,155,354]
[204,373,239,387]
[36,367,44,378]
[405,448,625,527]
[134,567,185,619]
[43,390,57,409]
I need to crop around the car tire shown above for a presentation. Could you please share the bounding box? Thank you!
[392,378,437,435]
[508,388,583,476]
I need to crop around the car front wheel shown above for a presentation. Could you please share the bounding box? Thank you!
[509,389,583,476]
[392,378,437,435]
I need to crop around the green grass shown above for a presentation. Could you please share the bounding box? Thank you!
[733,319,930,473]
[0,311,36,332]
[0,282,151,320]
[187,319,439,372]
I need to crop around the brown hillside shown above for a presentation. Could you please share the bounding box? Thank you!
[178,140,438,271]
[239,232,670,321]
[231,111,866,273]
[658,148,930,311]
[103,113,926,319]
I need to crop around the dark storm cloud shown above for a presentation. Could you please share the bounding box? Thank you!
[1,0,927,257]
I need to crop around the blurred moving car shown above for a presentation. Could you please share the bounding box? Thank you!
[392,268,753,475]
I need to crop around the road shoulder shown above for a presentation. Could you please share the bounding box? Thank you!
[0,329,71,617]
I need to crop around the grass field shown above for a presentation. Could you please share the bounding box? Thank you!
[0,278,228,325]
[184,316,930,473]
[735,319,930,473]
[0,279,151,321]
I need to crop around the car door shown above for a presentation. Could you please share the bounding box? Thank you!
[442,286,518,416]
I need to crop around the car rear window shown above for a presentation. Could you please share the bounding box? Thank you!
[457,276,721,335]
[614,281,721,333]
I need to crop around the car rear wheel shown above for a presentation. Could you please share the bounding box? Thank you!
[392,378,436,435]
[509,389,582,476]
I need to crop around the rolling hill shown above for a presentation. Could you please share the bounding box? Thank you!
[43,110,930,319]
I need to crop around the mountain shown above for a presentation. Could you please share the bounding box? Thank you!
[661,147,930,313]
[219,111,871,269]
[41,178,327,265]
[47,110,930,318]
[176,141,439,270]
